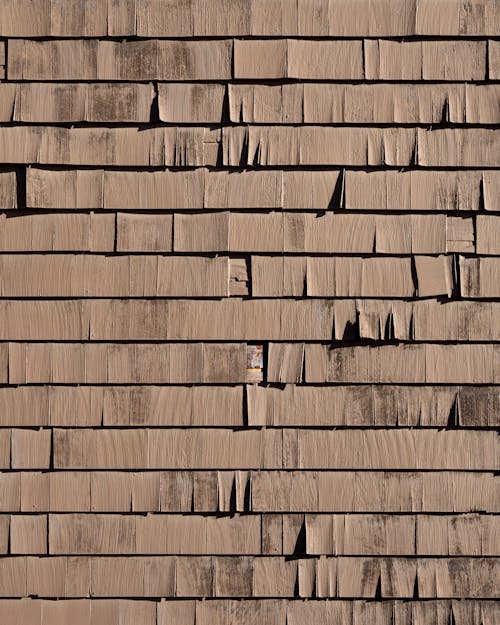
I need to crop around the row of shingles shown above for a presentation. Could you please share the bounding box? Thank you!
[1,0,499,38]
[3,512,498,555]
[0,425,496,469]
[0,554,498,598]
[0,341,499,382]
[0,210,477,251]
[4,38,500,81]
[0,192,495,251]
[19,169,500,210]
[1,299,500,340]
[0,341,498,383]
[0,126,499,167]
[2,0,500,37]
[2,82,500,125]
[0,599,497,625]
[0,255,462,298]
[2,471,497,513]
[0,167,500,219]
[0,255,477,299]
[1,384,499,428]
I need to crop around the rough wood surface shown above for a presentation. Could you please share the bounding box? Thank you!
[0,1,498,622]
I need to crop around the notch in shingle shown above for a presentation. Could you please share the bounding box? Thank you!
[247,343,264,383]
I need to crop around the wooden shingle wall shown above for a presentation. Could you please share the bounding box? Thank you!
[0,1,498,623]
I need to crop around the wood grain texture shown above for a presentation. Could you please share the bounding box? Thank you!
[0,0,498,622]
